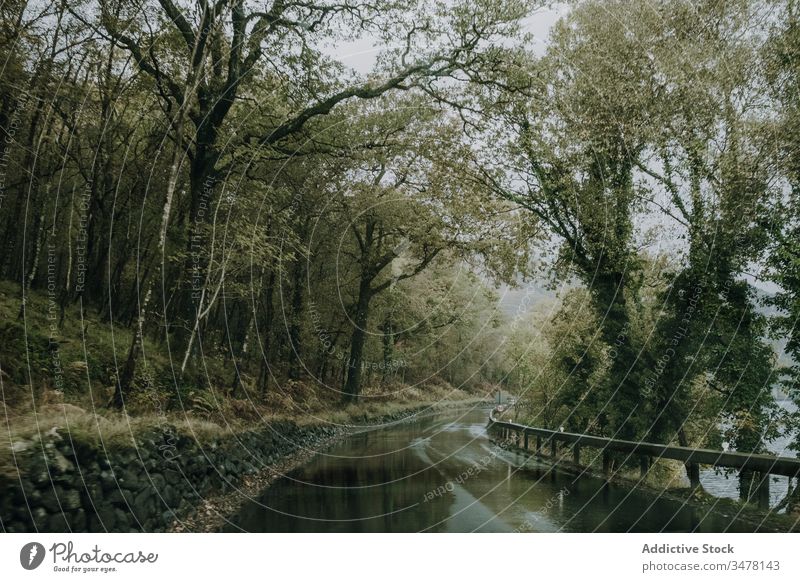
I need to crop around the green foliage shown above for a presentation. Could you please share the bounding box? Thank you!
[3,0,800,485]
[485,0,789,468]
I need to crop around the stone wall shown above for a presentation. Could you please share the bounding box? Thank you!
[0,421,336,532]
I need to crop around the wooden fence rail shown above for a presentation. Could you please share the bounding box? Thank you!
[488,412,800,509]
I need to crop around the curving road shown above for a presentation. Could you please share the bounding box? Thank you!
[226,408,777,532]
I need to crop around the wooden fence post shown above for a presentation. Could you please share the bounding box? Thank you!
[640,456,650,478]
[687,462,700,490]
[757,472,771,510]
[602,451,611,477]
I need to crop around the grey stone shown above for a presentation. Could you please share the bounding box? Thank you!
[99,470,117,491]
[32,507,49,530]
[113,508,130,532]
[162,484,178,507]
[11,439,33,453]
[93,505,117,531]
[47,513,70,532]
[133,489,154,519]
[119,469,140,489]
[59,443,76,458]
[106,488,134,507]
[60,489,82,511]
[69,509,87,531]
[150,473,166,492]
[84,481,103,502]
[38,485,81,513]
[11,502,27,521]
[29,458,51,485]
[49,451,74,474]
[163,469,181,483]
[41,488,62,513]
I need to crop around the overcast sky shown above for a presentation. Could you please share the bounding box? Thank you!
[333,3,569,74]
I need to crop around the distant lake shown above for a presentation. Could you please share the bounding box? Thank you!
[701,400,798,509]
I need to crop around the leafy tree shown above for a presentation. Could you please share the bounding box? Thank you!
[473,3,651,437]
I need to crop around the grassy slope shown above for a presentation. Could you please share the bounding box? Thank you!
[0,281,490,477]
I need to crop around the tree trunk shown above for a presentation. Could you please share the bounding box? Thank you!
[381,316,393,383]
[592,269,638,438]
[287,255,305,380]
[258,270,276,398]
[112,287,152,408]
[343,276,372,402]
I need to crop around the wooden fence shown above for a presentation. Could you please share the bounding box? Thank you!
[488,412,800,509]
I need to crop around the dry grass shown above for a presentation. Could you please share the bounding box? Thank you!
[0,396,242,479]
[0,381,490,479]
